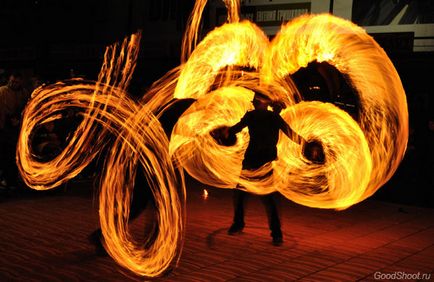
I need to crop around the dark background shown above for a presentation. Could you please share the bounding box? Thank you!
[0,0,195,88]
[352,0,434,26]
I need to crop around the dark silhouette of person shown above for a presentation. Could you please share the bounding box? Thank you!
[212,92,318,246]
[0,71,30,191]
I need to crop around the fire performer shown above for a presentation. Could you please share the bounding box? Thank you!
[212,92,324,246]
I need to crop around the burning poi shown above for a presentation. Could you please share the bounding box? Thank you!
[16,0,408,278]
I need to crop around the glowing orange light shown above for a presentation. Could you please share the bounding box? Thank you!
[172,11,408,210]
[17,0,408,278]
[203,189,209,200]
[17,34,186,278]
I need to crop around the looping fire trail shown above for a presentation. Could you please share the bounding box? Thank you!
[17,0,408,278]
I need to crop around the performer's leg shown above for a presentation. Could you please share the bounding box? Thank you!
[129,168,150,221]
[89,167,151,255]
[261,193,283,245]
[88,228,107,256]
[228,188,247,234]
[130,167,159,248]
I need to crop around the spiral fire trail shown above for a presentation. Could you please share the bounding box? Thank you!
[17,34,185,277]
[17,0,408,277]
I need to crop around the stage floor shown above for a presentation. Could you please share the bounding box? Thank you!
[1,178,433,281]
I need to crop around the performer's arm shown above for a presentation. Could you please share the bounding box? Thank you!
[278,115,305,145]
[210,113,248,145]
[228,113,248,136]
[277,113,325,163]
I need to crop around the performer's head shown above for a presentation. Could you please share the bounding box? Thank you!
[271,100,286,114]
[252,91,270,110]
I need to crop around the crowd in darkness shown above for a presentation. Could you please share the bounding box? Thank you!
[0,70,31,192]
[0,69,85,194]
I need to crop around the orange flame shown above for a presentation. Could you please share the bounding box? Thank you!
[203,189,209,200]
[17,0,408,278]
[172,13,408,210]
[17,34,185,277]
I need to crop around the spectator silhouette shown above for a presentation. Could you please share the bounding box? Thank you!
[0,71,30,190]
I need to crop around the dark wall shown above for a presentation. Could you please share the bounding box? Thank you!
[0,0,194,83]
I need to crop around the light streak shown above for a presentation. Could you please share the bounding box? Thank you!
[17,34,185,278]
[17,0,408,278]
[203,189,209,200]
[172,11,408,210]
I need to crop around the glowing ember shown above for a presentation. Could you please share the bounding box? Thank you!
[17,0,408,278]
[203,189,209,200]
